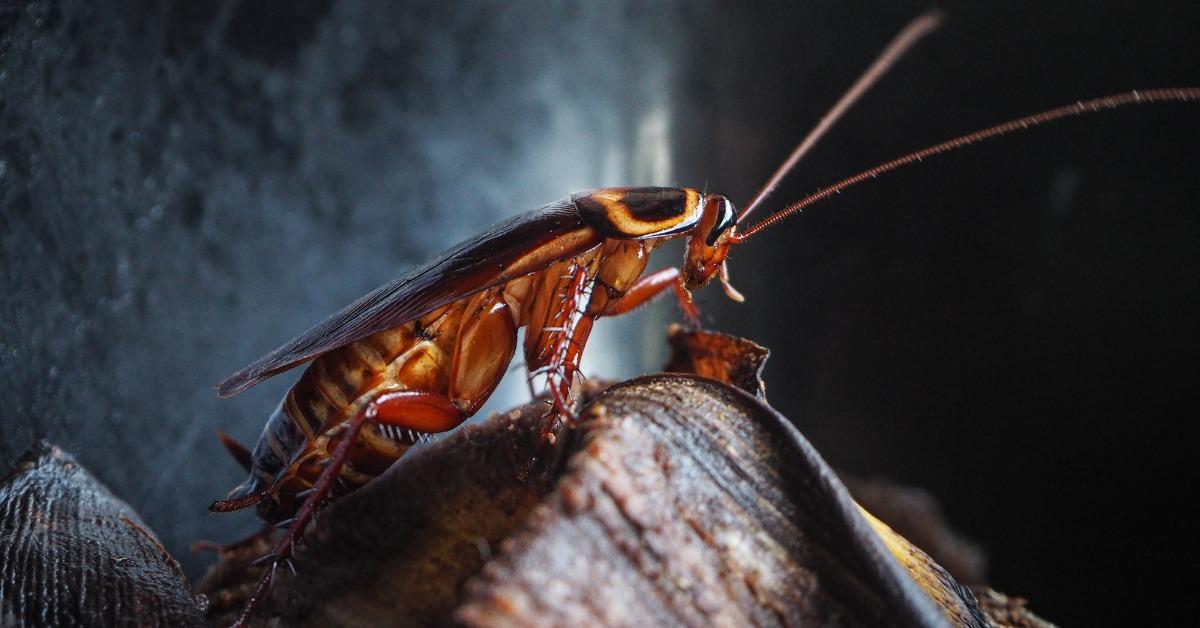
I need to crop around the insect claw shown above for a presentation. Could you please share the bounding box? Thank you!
[275,517,298,529]
[285,558,297,576]
[251,553,274,567]
[294,488,317,500]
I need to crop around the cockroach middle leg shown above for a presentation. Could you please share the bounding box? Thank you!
[526,260,598,442]
[231,390,464,628]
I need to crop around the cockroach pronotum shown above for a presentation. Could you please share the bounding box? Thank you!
[209,12,1197,626]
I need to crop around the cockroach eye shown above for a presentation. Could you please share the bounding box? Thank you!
[705,195,736,246]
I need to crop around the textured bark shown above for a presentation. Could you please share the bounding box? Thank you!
[0,441,206,627]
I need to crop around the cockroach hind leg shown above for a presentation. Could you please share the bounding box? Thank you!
[230,393,468,628]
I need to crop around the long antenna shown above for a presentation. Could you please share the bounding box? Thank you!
[736,11,943,225]
[733,87,1200,242]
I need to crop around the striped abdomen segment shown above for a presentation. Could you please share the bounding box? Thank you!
[229,319,435,518]
[285,323,417,445]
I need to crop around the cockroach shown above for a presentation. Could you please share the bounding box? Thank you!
[210,12,1197,626]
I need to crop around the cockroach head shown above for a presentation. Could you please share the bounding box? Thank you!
[683,194,740,299]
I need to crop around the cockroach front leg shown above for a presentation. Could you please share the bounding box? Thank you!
[232,390,463,628]
[604,266,700,323]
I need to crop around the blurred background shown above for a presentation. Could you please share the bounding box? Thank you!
[2,1,1196,624]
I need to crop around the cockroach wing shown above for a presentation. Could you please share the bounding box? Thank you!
[217,199,600,397]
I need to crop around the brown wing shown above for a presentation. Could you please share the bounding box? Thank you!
[217,199,600,397]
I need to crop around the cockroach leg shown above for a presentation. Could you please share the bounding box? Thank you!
[232,390,464,627]
[604,267,700,324]
[536,265,697,441]
[529,261,598,442]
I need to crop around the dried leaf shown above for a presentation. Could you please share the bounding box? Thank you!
[456,376,985,627]
[0,441,206,627]
[664,323,769,400]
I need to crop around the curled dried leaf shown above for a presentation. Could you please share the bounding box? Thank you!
[456,375,986,627]
[664,323,769,400]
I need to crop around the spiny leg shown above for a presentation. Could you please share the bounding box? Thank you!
[526,260,598,442]
[543,314,594,441]
[524,266,701,443]
[231,390,463,628]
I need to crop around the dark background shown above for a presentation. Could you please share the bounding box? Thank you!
[2,1,1196,625]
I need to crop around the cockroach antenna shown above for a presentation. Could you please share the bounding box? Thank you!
[728,9,1199,244]
[735,10,945,225]
[710,10,942,299]
[730,87,1200,243]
